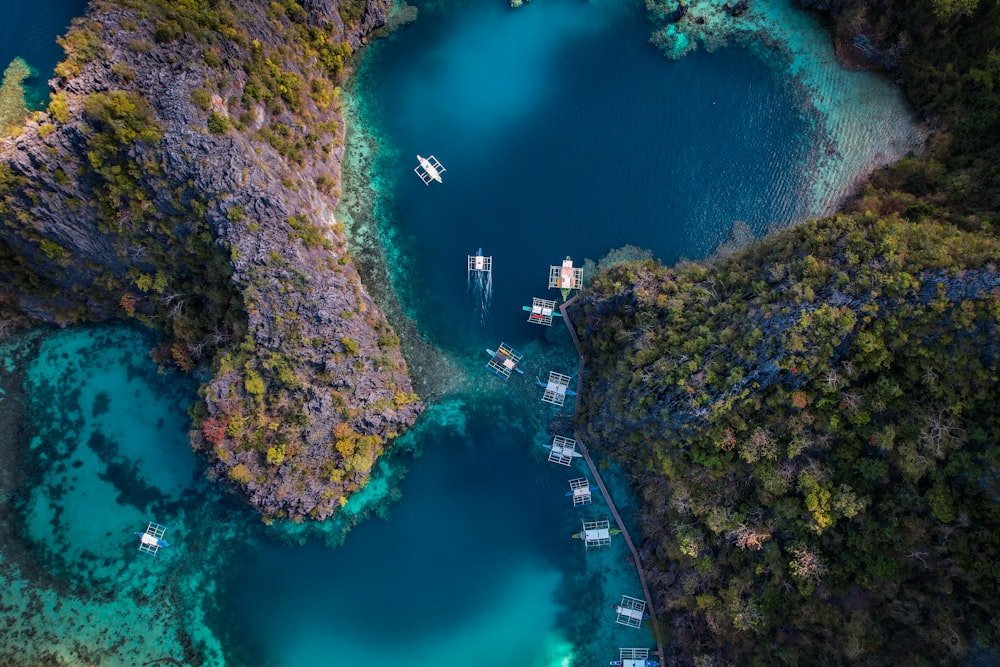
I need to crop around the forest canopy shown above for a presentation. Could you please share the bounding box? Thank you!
[573,0,1000,663]
[573,214,1000,665]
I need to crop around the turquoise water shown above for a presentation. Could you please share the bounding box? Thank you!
[0,326,235,664]
[0,0,88,106]
[228,402,583,665]
[0,0,923,664]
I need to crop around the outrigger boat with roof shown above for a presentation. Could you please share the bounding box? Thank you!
[468,248,491,275]
[548,256,583,301]
[535,377,576,395]
[539,371,574,406]
[610,647,660,667]
[485,343,524,379]
[523,297,561,326]
[546,435,582,464]
[613,595,649,628]
[572,518,621,545]
[135,522,170,556]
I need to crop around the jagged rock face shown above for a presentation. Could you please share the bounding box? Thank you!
[0,0,423,520]
[570,217,1000,667]
[570,215,1000,452]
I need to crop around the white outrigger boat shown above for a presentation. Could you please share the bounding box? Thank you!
[135,522,170,556]
[546,440,582,458]
[414,154,445,184]
[485,343,524,379]
[610,647,660,667]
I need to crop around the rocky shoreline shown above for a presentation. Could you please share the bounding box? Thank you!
[0,0,422,520]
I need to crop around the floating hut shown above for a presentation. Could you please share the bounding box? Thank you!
[540,371,573,406]
[615,595,648,628]
[575,517,614,550]
[468,248,492,276]
[567,477,592,506]
[485,342,523,380]
[547,434,579,466]
[523,297,559,326]
[548,256,583,300]
[414,154,445,184]
[135,522,170,556]
[611,648,660,667]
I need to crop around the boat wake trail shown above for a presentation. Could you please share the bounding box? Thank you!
[467,249,493,328]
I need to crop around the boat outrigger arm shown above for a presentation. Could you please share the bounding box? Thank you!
[523,297,561,326]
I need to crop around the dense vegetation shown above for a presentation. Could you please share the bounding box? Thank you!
[575,216,1000,665]
[0,0,420,521]
[837,0,999,231]
[0,59,33,135]
[572,0,1000,663]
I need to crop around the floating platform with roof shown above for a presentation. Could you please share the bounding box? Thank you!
[540,371,573,406]
[566,477,592,506]
[615,595,648,628]
[610,648,660,667]
[523,297,559,326]
[547,434,579,466]
[414,154,445,184]
[468,248,492,276]
[485,342,523,380]
[574,517,616,549]
[549,256,583,299]
[135,522,170,556]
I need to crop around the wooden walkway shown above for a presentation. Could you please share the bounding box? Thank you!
[559,297,666,663]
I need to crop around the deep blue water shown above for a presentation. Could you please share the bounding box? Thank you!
[356,0,810,351]
[0,0,88,106]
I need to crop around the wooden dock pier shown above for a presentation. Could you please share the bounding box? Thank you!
[559,296,666,664]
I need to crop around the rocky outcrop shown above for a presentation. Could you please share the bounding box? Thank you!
[569,214,1000,452]
[569,214,1000,664]
[0,0,422,520]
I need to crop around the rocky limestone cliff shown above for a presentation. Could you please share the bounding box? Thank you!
[570,214,1000,449]
[568,214,1000,664]
[0,0,423,520]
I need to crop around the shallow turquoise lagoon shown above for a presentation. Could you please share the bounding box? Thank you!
[0,0,922,664]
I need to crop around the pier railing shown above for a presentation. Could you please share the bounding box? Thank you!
[559,296,666,664]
